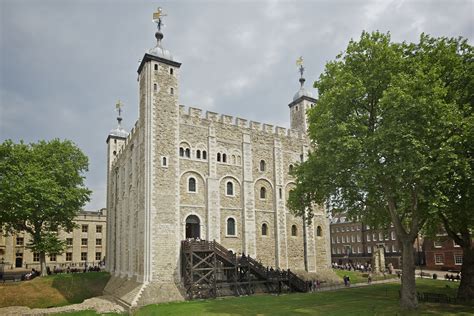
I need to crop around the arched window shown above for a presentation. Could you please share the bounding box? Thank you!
[227,218,236,236]
[217,153,221,162]
[279,188,282,199]
[196,150,201,159]
[162,157,167,167]
[289,164,294,173]
[232,155,236,164]
[262,223,268,236]
[202,151,207,160]
[179,147,184,157]
[226,181,234,196]
[222,153,227,163]
[260,160,266,172]
[154,64,158,70]
[317,226,322,237]
[188,177,196,192]
[170,68,174,75]
[154,83,157,91]
[170,87,174,95]
[260,187,266,199]
[291,225,297,236]
[185,148,190,158]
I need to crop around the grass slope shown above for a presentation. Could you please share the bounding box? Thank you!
[0,272,110,309]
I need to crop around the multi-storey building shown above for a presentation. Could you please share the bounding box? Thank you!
[330,214,402,269]
[424,235,464,271]
[0,209,106,271]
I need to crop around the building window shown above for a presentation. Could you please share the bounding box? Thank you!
[262,223,268,236]
[96,225,102,233]
[96,252,102,261]
[367,235,371,242]
[391,231,395,240]
[368,246,372,253]
[259,160,266,171]
[336,227,339,232]
[351,235,355,243]
[161,156,168,167]
[289,164,294,173]
[81,238,88,246]
[196,150,201,159]
[226,181,234,196]
[153,83,157,91]
[33,253,40,262]
[372,233,377,241]
[379,232,383,241]
[331,237,335,244]
[49,254,57,262]
[170,68,174,75]
[291,225,297,237]
[337,248,340,254]
[357,226,360,231]
[66,238,73,246]
[66,253,72,261]
[96,238,102,246]
[185,148,190,158]
[202,151,207,160]
[16,237,24,246]
[180,147,184,157]
[260,187,266,199]
[337,236,340,243]
[435,254,444,265]
[279,188,282,199]
[454,254,463,265]
[82,225,88,233]
[434,241,442,248]
[81,252,87,261]
[170,87,174,95]
[357,235,361,242]
[222,154,227,163]
[392,245,396,253]
[342,236,345,243]
[227,218,236,236]
[154,64,158,70]
[341,227,345,232]
[188,177,197,192]
[217,153,221,162]
[317,226,322,237]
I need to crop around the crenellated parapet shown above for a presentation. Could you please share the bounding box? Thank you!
[179,105,305,140]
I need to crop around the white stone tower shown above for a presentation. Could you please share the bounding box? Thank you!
[288,57,317,132]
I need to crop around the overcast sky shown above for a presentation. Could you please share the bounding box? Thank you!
[1,0,472,211]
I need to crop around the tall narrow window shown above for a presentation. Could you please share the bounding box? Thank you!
[289,164,294,173]
[317,226,322,237]
[170,68,174,75]
[291,225,297,236]
[217,153,221,162]
[222,153,227,163]
[179,147,184,157]
[227,218,236,236]
[162,156,167,167]
[154,83,157,91]
[262,223,268,236]
[226,181,234,196]
[154,64,158,70]
[196,150,201,159]
[188,177,196,192]
[279,188,282,199]
[259,160,266,171]
[185,148,190,158]
[170,87,174,95]
[260,187,266,199]
[202,151,207,160]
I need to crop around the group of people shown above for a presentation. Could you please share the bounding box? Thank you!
[445,273,461,281]
[332,262,373,273]
[307,279,322,292]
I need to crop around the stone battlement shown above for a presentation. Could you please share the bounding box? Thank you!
[179,105,304,139]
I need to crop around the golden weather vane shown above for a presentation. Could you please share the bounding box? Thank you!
[153,7,167,31]
[115,100,123,117]
[296,56,305,79]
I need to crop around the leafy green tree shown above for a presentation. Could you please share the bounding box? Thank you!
[0,139,91,276]
[288,32,467,309]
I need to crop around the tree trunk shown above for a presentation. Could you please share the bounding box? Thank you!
[40,252,47,276]
[400,240,418,309]
[303,214,308,271]
[458,245,474,301]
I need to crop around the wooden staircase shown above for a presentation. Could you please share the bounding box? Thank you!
[181,239,308,299]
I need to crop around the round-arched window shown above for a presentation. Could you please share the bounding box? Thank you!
[317,226,322,237]
[260,160,266,172]
[226,181,234,196]
[188,177,196,192]
[227,218,236,236]
[291,225,297,236]
[262,223,268,236]
[260,187,266,199]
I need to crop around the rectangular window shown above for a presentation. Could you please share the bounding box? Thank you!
[453,241,460,248]
[367,246,372,253]
[392,245,396,253]
[96,225,102,233]
[337,236,340,244]
[351,235,355,243]
[66,238,73,246]
[435,254,444,264]
[357,226,360,231]
[33,253,40,262]
[81,238,88,246]
[358,246,361,254]
[391,231,395,240]
[82,225,88,233]
[336,227,339,232]
[16,237,24,246]
[96,238,102,246]
[342,236,345,243]
[454,254,463,265]
[96,252,102,261]
[357,235,361,242]
[331,237,335,244]
[49,254,57,262]
[341,227,345,232]
[337,248,340,254]
[81,252,87,261]
[373,233,377,241]
[66,252,72,261]
[434,241,442,248]
[379,232,383,241]
[367,235,371,242]
[332,247,336,254]
[351,226,355,232]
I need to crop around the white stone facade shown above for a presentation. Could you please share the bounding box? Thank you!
[105,27,330,308]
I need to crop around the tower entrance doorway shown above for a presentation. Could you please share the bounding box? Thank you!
[185,215,200,239]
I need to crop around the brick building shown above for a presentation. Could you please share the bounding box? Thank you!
[330,214,402,269]
[424,235,463,271]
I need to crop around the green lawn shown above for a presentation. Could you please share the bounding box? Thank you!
[332,268,398,284]
[0,272,110,308]
[56,279,472,315]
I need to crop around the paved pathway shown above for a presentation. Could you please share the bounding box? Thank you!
[0,295,124,316]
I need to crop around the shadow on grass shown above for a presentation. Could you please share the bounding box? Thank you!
[50,272,110,306]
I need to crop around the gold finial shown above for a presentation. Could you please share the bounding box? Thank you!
[115,100,123,117]
[296,56,304,67]
[153,7,167,31]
